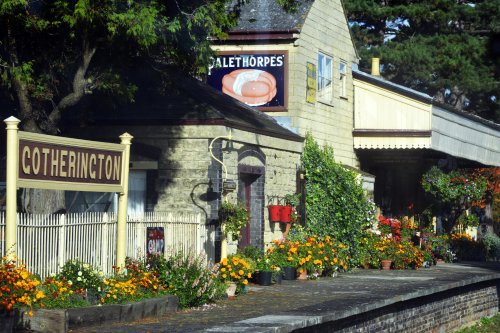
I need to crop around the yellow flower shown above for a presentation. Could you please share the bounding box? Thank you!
[238,270,244,276]
[243,279,248,285]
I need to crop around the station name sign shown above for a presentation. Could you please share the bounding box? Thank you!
[17,131,126,192]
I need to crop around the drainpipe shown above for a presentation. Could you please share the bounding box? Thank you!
[371,58,380,76]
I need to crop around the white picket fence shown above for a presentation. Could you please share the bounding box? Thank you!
[0,212,216,277]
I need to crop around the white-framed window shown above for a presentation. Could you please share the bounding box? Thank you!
[317,52,333,103]
[339,60,347,98]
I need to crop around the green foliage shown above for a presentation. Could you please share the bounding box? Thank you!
[58,259,103,292]
[357,232,384,269]
[454,313,500,333]
[302,133,376,258]
[344,0,500,121]
[219,201,249,241]
[151,251,225,309]
[0,0,250,134]
[481,233,500,260]
[422,166,487,232]
[237,245,264,263]
[422,166,487,204]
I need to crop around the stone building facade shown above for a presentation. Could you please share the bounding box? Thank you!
[210,0,359,167]
[64,70,303,257]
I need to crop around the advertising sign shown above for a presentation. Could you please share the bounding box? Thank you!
[147,227,165,258]
[207,51,288,111]
[306,62,317,104]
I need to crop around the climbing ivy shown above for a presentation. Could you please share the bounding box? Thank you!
[302,134,375,259]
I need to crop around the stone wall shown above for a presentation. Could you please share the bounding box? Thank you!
[296,280,500,333]
[214,0,359,168]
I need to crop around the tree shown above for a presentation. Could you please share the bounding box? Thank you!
[344,0,500,122]
[1,0,241,134]
[421,166,488,233]
[1,0,244,212]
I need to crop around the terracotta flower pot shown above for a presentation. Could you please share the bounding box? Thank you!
[297,269,308,280]
[381,259,392,270]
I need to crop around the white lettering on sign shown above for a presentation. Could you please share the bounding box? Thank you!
[209,54,285,74]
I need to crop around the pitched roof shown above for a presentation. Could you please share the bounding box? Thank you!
[229,0,313,33]
[69,68,303,142]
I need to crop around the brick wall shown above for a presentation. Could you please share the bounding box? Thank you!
[297,280,500,333]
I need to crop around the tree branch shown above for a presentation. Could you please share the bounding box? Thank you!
[45,41,96,132]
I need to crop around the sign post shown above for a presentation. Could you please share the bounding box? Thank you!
[3,116,132,268]
[116,133,132,269]
[5,117,20,257]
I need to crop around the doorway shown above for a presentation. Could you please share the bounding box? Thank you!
[237,165,265,250]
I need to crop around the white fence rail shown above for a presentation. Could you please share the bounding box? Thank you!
[0,212,216,278]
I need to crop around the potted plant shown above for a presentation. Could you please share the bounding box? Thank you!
[267,239,297,280]
[255,256,273,286]
[217,255,253,296]
[374,238,397,270]
[219,201,249,241]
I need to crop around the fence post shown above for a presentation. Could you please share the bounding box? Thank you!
[58,214,66,269]
[102,213,109,275]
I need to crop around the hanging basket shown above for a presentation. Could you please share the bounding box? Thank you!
[280,205,293,223]
[268,205,282,222]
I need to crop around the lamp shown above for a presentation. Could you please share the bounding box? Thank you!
[208,129,236,194]
[208,129,235,260]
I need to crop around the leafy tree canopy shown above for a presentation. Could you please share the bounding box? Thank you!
[344,0,500,121]
[0,0,272,134]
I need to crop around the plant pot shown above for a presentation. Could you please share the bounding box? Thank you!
[268,205,282,222]
[280,205,293,223]
[226,282,237,297]
[258,271,273,286]
[283,266,296,280]
[297,269,308,280]
[381,259,392,270]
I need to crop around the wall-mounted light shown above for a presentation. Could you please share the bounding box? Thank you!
[209,129,236,194]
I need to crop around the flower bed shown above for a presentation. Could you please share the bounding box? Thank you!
[16,294,178,333]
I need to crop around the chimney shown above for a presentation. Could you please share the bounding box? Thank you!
[371,58,380,76]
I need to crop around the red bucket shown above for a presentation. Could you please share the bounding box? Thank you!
[268,205,282,222]
[280,205,292,223]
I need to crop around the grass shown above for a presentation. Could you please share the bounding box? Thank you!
[454,313,500,333]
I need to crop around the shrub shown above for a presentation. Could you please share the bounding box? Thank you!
[153,251,225,308]
[450,233,486,261]
[392,240,424,269]
[481,232,500,260]
[237,245,263,263]
[302,133,376,260]
[39,276,86,309]
[58,258,103,295]
[357,232,383,268]
[0,257,45,315]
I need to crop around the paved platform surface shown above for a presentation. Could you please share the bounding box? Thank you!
[70,262,500,333]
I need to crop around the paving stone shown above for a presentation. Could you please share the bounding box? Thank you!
[69,262,500,333]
